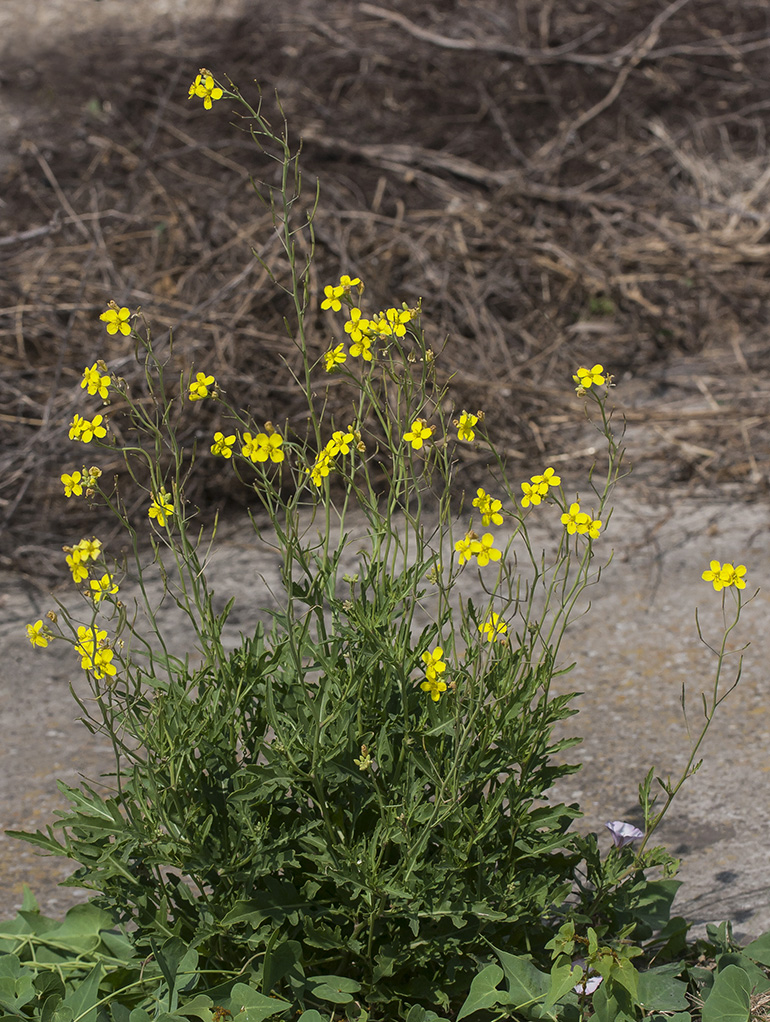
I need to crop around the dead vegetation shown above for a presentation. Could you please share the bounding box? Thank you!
[2,0,770,580]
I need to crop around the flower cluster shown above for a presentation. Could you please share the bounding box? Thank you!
[320,276,417,371]
[455,531,502,568]
[188,69,223,110]
[561,501,602,539]
[321,274,362,312]
[69,413,108,444]
[75,625,117,680]
[65,537,103,583]
[520,466,561,508]
[472,488,503,527]
[81,362,111,400]
[241,428,285,464]
[702,560,747,592]
[307,428,360,487]
[420,646,448,701]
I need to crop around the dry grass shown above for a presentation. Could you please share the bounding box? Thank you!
[2,0,770,581]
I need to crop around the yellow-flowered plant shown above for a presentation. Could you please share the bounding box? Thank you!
[473,532,502,567]
[74,625,117,680]
[420,674,448,702]
[19,72,755,1022]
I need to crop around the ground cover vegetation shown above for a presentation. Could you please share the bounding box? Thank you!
[5,67,767,1022]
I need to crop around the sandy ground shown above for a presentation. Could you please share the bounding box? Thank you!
[2,486,769,940]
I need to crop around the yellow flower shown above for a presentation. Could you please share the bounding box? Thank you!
[99,305,132,336]
[479,613,507,642]
[75,625,117,679]
[584,516,602,540]
[61,471,84,497]
[726,563,748,589]
[321,284,345,311]
[78,414,108,444]
[75,537,103,562]
[307,448,333,487]
[374,307,412,338]
[69,414,86,441]
[188,372,215,401]
[530,466,561,495]
[211,431,236,458]
[149,488,174,527]
[66,553,89,584]
[561,502,590,535]
[520,481,542,509]
[241,431,285,464]
[474,533,502,567]
[345,308,371,344]
[349,334,373,361]
[702,560,747,592]
[454,532,479,567]
[456,410,478,443]
[81,362,111,399]
[573,364,606,389]
[472,488,503,527]
[89,573,119,604]
[420,676,448,702]
[403,419,434,450]
[26,620,50,648]
[324,344,347,372]
[339,274,362,292]
[326,429,355,457]
[421,646,447,682]
[188,70,223,110]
